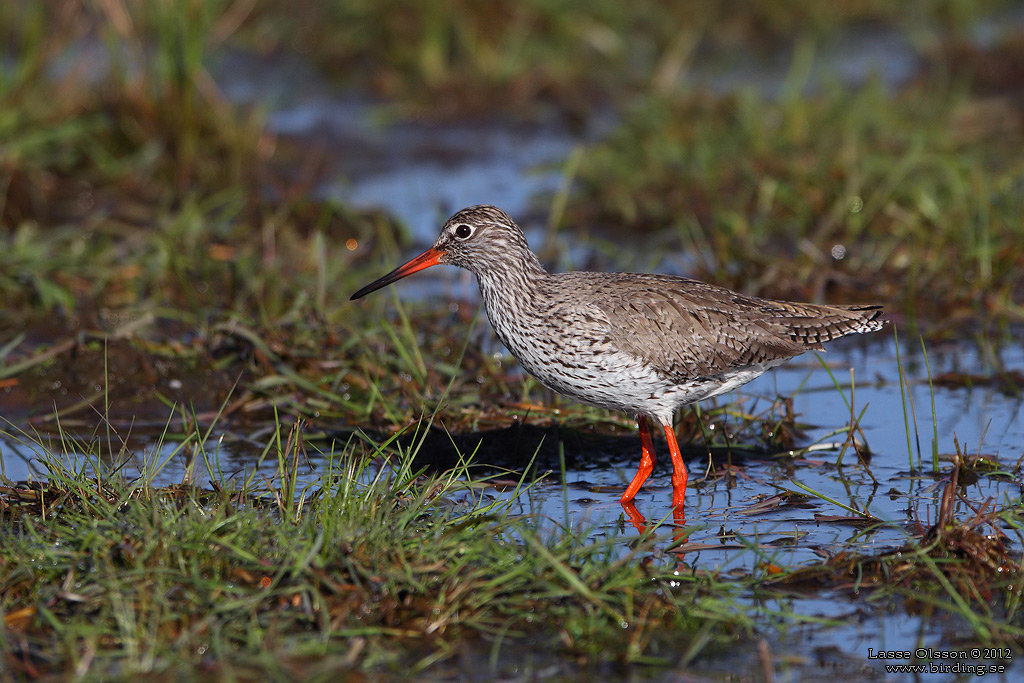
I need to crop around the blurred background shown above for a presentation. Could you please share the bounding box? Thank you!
[4,5,1024,676]
[1,0,1023,428]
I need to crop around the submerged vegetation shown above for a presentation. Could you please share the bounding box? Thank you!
[2,0,1024,678]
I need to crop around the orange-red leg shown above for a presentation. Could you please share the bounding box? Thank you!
[663,423,688,510]
[621,500,648,533]
[620,415,656,504]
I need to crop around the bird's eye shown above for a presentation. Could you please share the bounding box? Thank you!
[454,224,473,239]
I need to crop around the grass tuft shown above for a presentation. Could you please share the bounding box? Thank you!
[0,413,746,677]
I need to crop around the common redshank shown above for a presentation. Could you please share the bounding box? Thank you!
[350,205,885,513]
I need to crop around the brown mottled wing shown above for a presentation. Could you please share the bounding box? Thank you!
[589,274,883,381]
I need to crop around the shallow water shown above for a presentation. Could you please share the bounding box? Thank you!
[206,10,1024,248]
[4,335,1021,679]
[8,17,1024,679]
[211,48,614,246]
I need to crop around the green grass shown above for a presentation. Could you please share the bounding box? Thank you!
[5,337,1024,677]
[2,0,1023,433]
[4,395,1019,678]
[235,0,1014,111]
[757,341,1024,649]
[2,2,1024,676]
[0,418,748,678]
[564,76,1024,324]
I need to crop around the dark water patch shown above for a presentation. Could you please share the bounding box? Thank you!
[395,421,781,475]
[3,337,1022,678]
[931,368,1024,397]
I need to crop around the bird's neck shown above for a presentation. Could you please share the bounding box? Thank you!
[473,247,548,325]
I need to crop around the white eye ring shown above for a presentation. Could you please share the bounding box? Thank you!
[454,224,474,239]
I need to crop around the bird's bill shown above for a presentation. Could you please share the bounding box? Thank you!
[349,247,444,300]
